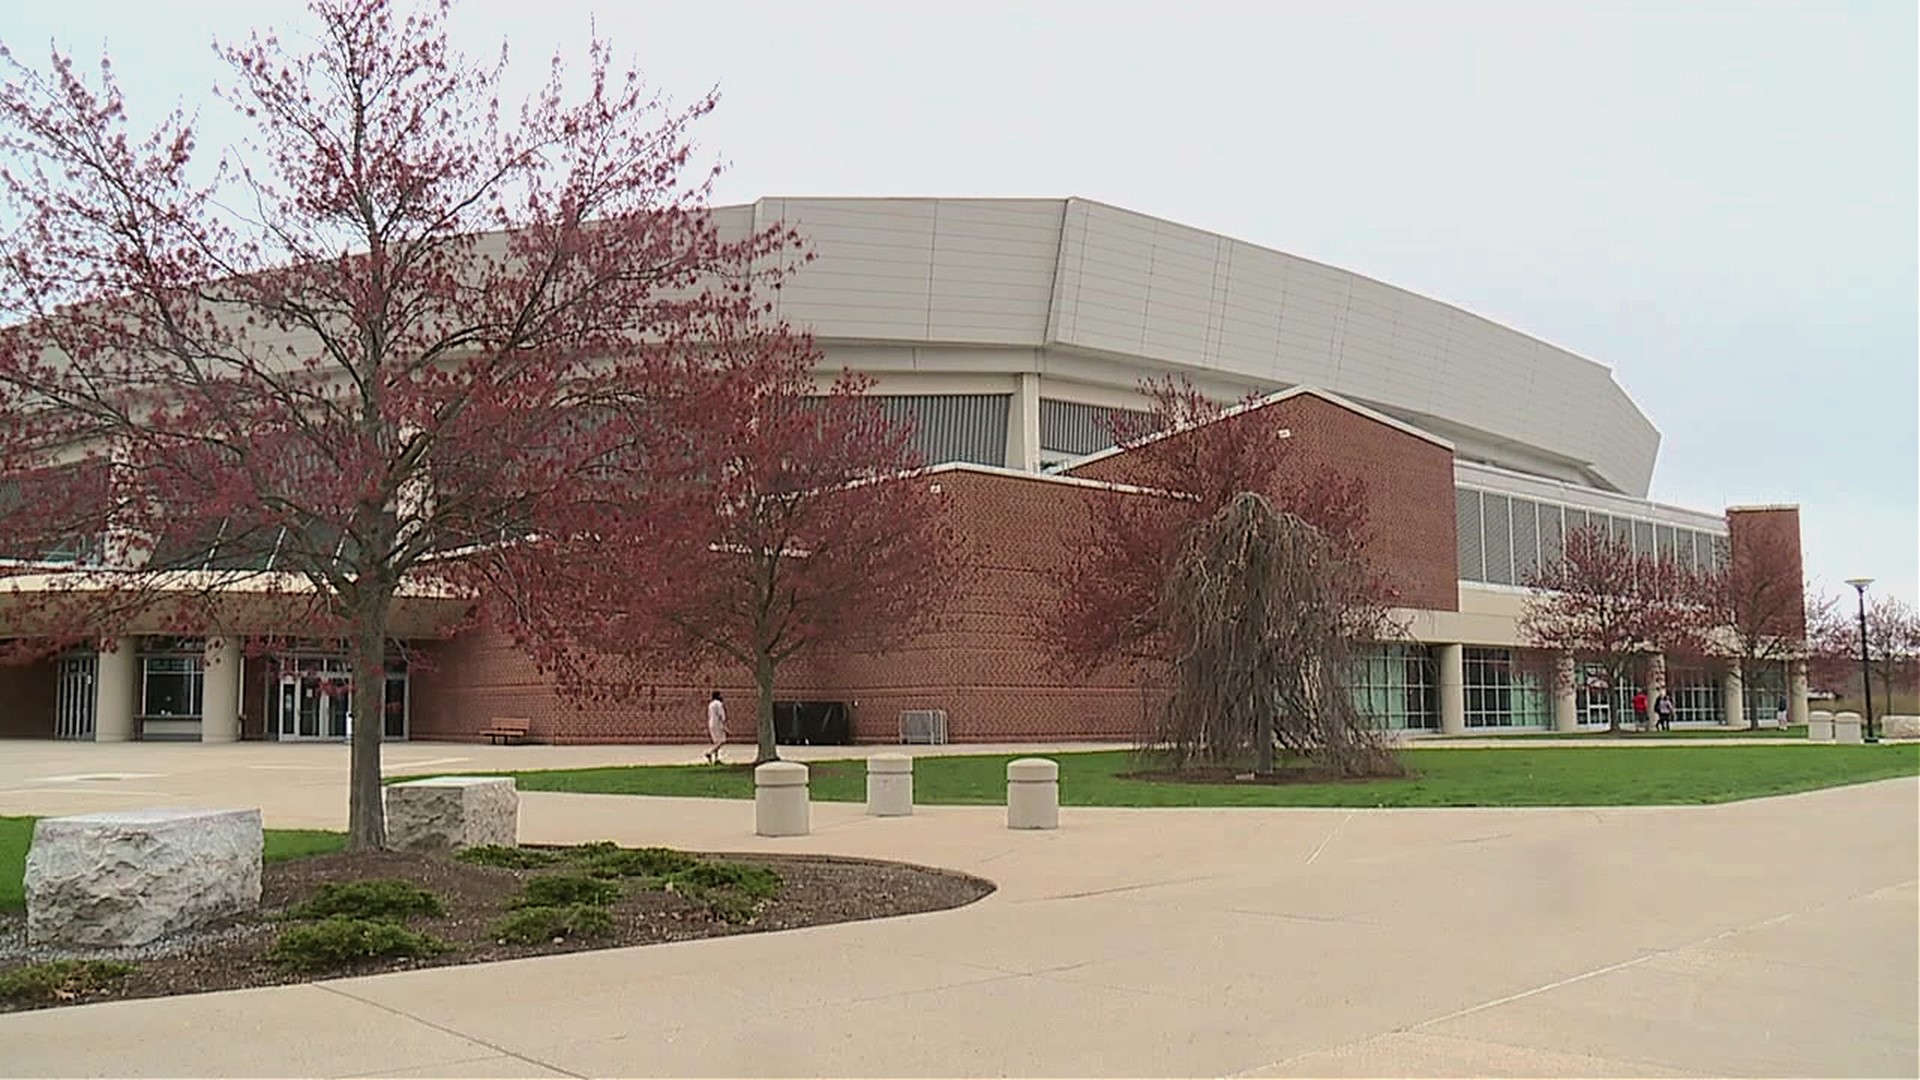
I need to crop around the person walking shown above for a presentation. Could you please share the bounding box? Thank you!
[1654,690,1676,731]
[704,691,728,765]
[1632,689,1651,732]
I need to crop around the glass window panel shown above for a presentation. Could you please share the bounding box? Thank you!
[1483,494,1513,586]
[1455,489,1484,583]
[1511,498,1540,583]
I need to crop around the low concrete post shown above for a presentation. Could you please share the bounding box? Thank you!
[866,753,913,817]
[1006,757,1059,830]
[755,761,810,837]
[1808,710,1834,741]
[1832,711,1864,745]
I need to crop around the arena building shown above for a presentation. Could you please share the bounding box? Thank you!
[0,197,1807,745]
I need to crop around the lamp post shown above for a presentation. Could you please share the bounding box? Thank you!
[1845,577,1875,743]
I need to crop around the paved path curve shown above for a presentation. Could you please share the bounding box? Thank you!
[0,742,1914,1077]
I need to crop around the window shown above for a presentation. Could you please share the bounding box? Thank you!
[141,654,204,718]
[1742,663,1788,726]
[1038,399,1153,458]
[1462,647,1550,728]
[871,395,1010,467]
[1349,644,1438,730]
[1453,488,1728,586]
[1667,664,1723,725]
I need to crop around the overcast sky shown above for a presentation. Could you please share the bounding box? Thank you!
[9,0,1917,605]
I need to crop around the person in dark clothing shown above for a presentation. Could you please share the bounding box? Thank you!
[1654,691,1676,731]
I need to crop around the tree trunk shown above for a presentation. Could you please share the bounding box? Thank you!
[347,594,392,851]
[1254,699,1275,776]
[753,651,779,765]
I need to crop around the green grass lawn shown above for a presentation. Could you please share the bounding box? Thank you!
[0,817,344,914]
[452,744,1920,811]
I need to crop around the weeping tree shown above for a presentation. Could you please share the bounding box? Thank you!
[1157,491,1399,778]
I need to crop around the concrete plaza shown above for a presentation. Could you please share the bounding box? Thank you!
[0,739,1914,1078]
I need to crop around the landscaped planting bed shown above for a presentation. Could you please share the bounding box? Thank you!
[0,841,993,1013]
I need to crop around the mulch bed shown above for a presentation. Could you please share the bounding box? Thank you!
[0,848,993,1013]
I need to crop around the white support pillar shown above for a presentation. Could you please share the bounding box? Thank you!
[93,637,138,743]
[1005,372,1041,472]
[200,638,242,743]
[1722,663,1746,729]
[1552,653,1579,733]
[1437,643,1466,735]
[1787,661,1810,728]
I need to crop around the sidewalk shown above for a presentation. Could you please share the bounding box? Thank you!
[0,740,1913,1078]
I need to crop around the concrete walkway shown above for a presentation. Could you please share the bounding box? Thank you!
[0,741,1915,1077]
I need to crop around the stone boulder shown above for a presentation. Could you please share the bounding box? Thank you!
[26,808,263,948]
[385,776,518,853]
[1880,715,1920,740]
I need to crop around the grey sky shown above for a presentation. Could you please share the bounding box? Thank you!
[10,0,1917,605]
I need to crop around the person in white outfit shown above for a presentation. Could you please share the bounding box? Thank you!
[705,691,728,764]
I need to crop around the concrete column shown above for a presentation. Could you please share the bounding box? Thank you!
[1788,661,1810,728]
[1005,372,1041,472]
[1722,663,1746,729]
[200,638,242,743]
[93,637,138,743]
[1648,653,1668,697]
[1552,653,1579,733]
[1437,643,1466,735]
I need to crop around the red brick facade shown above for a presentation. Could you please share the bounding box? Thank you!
[406,390,1461,745]
[1066,391,1459,612]
[409,468,1152,744]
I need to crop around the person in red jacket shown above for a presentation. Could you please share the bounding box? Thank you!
[1632,690,1651,732]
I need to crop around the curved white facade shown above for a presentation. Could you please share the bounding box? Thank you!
[719,196,1659,495]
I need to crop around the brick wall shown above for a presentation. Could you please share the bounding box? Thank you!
[409,469,1153,744]
[1069,390,1459,612]
[405,391,1462,744]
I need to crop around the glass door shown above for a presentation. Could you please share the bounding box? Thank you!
[275,656,406,740]
[278,658,352,740]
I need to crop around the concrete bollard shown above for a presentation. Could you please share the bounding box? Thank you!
[866,753,914,817]
[1808,711,1834,741]
[1832,712,1864,745]
[754,761,810,837]
[1006,757,1059,830]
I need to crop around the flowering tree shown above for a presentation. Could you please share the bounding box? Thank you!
[1054,376,1372,672]
[503,322,963,764]
[1810,594,1920,724]
[1519,526,1712,733]
[0,0,796,848]
[1697,527,1823,720]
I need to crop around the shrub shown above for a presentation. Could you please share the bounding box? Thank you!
[516,873,621,908]
[456,845,561,869]
[268,917,446,972]
[0,960,135,1005]
[577,846,699,879]
[287,879,447,922]
[675,860,779,900]
[491,904,615,945]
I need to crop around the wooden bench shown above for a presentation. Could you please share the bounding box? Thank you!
[479,717,532,745]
